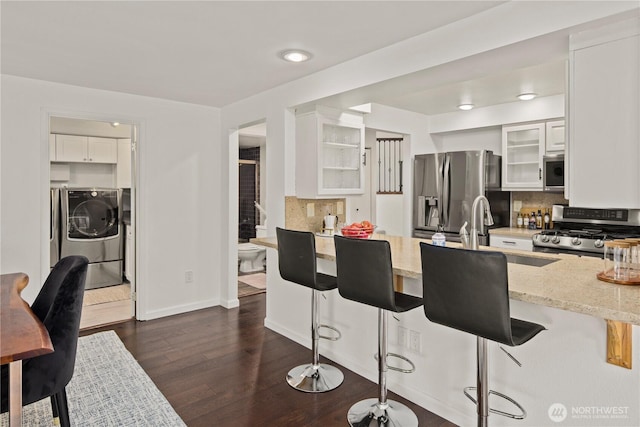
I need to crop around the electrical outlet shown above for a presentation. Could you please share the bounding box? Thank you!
[513,200,522,212]
[398,326,408,348]
[185,270,194,283]
[307,203,315,217]
[336,201,344,215]
[409,330,421,353]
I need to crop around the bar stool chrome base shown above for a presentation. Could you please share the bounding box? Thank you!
[286,363,344,393]
[347,398,418,427]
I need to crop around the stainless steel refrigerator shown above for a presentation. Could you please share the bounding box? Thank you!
[413,150,509,245]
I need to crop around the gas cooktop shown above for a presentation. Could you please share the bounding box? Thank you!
[532,206,640,256]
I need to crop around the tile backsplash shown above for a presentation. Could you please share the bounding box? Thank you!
[511,191,568,227]
[285,196,346,233]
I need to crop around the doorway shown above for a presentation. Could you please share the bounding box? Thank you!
[237,122,267,299]
[48,116,137,329]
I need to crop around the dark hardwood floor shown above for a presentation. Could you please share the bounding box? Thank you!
[83,293,456,427]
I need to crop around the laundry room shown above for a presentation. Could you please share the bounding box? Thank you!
[49,116,135,329]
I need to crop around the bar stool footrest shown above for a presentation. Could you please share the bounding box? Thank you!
[374,352,416,373]
[318,324,341,341]
[463,387,526,419]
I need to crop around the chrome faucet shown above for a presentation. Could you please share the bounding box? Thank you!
[470,195,494,250]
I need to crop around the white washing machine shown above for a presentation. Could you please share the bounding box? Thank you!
[61,188,123,289]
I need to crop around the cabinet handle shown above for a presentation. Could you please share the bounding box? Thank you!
[539,168,542,180]
[362,153,367,166]
[502,240,517,245]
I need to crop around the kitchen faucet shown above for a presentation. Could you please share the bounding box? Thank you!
[469,195,494,250]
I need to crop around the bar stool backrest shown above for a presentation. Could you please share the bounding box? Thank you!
[334,235,398,311]
[276,227,318,289]
[420,243,516,346]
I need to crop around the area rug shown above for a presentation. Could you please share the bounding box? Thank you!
[238,272,266,290]
[0,331,185,426]
[238,281,266,298]
[83,283,131,306]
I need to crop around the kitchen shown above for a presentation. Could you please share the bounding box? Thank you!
[1,2,639,426]
[247,11,640,427]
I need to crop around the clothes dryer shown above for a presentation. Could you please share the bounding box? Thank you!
[61,188,123,289]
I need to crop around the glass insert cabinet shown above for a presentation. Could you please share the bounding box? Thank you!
[501,123,545,190]
[296,108,365,198]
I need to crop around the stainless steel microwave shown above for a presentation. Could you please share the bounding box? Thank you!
[543,154,564,191]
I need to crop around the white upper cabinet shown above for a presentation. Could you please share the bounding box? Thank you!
[54,134,117,164]
[569,18,640,208]
[545,120,565,153]
[117,139,132,188]
[501,122,545,190]
[296,108,365,198]
[49,134,56,161]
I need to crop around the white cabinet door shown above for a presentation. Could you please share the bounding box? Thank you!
[117,139,132,188]
[502,123,545,190]
[125,224,133,282]
[49,134,56,161]
[545,120,565,153]
[54,134,117,164]
[296,109,365,198]
[87,137,118,163]
[570,21,640,208]
[56,134,88,162]
[489,235,533,252]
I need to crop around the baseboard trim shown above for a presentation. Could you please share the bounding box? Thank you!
[141,298,220,320]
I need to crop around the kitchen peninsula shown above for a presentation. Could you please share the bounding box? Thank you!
[254,234,640,426]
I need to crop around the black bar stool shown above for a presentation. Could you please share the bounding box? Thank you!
[419,243,546,427]
[275,227,344,393]
[334,235,423,427]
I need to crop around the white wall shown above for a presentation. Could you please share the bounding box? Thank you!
[0,75,221,320]
[429,94,565,134]
[431,127,502,154]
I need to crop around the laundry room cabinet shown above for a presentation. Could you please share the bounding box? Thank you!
[295,108,365,198]
[54,134,118,164]
[117,138,132,188]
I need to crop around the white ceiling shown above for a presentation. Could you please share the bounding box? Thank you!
[2,1,637,132]
[1,0,504,108]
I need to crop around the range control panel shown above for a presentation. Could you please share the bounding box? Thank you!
[563,208,628,222]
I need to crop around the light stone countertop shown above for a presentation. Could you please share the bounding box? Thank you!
[490,227,539,238]
[253,234,640,325]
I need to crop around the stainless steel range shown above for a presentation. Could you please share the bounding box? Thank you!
[532,205,640,258]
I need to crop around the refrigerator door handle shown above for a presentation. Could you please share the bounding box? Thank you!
[442,154,451,227]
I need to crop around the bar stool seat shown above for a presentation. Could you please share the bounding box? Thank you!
[276,227,344,393]
[334,235,422,427]
[420,243,545,426]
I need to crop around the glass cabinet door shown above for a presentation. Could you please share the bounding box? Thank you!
[502,123,545,190]
[320,122,363,192]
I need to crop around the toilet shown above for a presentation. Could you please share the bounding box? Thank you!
[238,243,266,273]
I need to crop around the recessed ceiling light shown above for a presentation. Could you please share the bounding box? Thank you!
[458,104,474,111]
[111,122,120,127]
[517,93,537,101]
[280,50,312,63]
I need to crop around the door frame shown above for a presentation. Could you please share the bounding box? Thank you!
[42,109,141,319]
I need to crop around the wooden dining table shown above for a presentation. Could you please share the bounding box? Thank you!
[1,273,54,426]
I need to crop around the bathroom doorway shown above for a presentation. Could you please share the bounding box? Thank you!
[237,122,267,298]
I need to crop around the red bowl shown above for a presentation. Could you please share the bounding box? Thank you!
[341,227,373,239]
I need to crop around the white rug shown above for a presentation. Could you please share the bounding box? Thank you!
[238,272,266,290]
[1,331,185,426]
